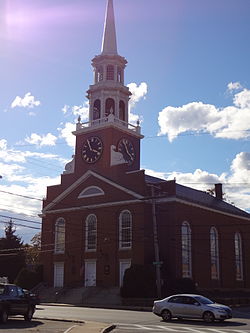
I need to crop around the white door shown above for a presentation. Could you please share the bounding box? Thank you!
[54,262,64,288]
[84,261,96,287]
[119,260,131,287]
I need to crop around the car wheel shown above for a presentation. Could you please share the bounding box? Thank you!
[0,309,8,324]
[161,309,172,321]
[24,306,34,321]
[203,311,215,323]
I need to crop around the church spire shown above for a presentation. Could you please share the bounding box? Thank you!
[101,0,118,55]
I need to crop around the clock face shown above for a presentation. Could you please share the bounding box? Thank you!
[82,136,103,163]
[117,138,136,166]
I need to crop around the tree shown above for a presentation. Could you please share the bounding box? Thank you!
[24,232,41,267]
[0,219,26,283]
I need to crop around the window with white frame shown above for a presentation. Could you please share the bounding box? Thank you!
[181,221,192,278]
[210,227,220,280]
[55,218,65,253]
[119,210,132,249]
[85,214,97,252]
[235,232,243,281]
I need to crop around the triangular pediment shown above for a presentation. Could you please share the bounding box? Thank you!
[42,170,144,213]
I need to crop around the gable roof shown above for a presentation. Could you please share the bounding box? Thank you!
[145,174,250,219]
[43,170,144,213]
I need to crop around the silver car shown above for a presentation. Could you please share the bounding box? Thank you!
[153,294,232,323]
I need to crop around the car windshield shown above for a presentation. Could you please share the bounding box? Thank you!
[194,296,214,304]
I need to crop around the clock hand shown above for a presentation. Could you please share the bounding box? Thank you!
[123,141,133,160]
[87,140,93,151]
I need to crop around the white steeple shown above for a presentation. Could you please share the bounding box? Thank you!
[101,0,118,55]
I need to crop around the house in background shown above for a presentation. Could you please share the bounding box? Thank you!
[41,0,250,295]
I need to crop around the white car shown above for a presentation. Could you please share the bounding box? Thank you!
[153,294,232,323]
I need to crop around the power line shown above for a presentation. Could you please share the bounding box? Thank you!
[0,214,41,225]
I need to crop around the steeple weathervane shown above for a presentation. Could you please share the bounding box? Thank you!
[101,0,118,55]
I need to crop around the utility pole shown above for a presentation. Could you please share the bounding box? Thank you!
[151,185,162,299]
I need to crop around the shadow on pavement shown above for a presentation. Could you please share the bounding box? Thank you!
[0,318,43,330]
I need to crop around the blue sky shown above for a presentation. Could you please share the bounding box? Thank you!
[0,0,250,243]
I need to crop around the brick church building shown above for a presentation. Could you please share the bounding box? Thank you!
[41,0,250,295]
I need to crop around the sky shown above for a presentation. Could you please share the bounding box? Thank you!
[0,0,250,243]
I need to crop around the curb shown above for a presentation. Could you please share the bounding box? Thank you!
[102,324,116,333]
[33,316,85,324]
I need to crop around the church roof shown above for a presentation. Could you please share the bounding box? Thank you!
[145,174,250,219]
[101,0,118,55]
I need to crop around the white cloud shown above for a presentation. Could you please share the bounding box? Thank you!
[158,84,250,141]
[227,82,243,91]
[58,122,76,148]
[62,102,89,122]
[127,82,147,125]
[25,133,57,147]
[11,92,41,109]
[144,151,250,213]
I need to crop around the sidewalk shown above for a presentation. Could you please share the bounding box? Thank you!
[66,321,116,333]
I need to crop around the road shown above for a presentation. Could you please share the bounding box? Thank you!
[34,305,250,332]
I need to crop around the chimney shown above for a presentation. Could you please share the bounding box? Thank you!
[215,183,223,200]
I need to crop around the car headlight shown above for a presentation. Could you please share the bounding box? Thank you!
[217,309,227,313]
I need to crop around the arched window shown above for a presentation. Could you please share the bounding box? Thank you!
[97,66,103,82]
[85,214,97,252]
[107,65,114,80]
[119,101,125,121]
[55,218,65,253]
[117,67,123,83]
[78,186,104,198]
[105,98,115,117]
[235,232,243,281]
[93,99,101,120]
[181,221,192,278]
[210,227,220,280]
[119,210,132,249]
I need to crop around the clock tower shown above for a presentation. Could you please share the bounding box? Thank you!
[71,0,143,180]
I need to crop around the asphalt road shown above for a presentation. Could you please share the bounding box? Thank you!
[34,304,250,333]
[0,317,78,333]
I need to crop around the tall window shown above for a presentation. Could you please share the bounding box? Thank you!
[85,214,97,252]
[235,232,243,281]
[107,65,114,80]
[210,227,220,280]
[181,221,192,278]
[55,218,65,253]
[117,67,123,83]
[119,210,132,249]
[97,66,103,82]
[119,101,125,121]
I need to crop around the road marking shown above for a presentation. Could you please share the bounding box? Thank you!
[134,325,154,330]
[155,326,182,331]
[116,324,250,333]
[63,325,79,333]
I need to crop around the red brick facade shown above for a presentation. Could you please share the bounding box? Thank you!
[41,0,250,294]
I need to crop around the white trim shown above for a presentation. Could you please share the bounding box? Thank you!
[42,188,250,222]
[153,197,250,221]
[78,186,104,199]
[43,199,142,215]
[119,259,131,287]
[43,170,144,212]
[119,210,132,250]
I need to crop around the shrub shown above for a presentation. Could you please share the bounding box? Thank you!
[121,264,156,298]
[14,267,42,290]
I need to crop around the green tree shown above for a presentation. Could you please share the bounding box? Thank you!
[0,219,26,283]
